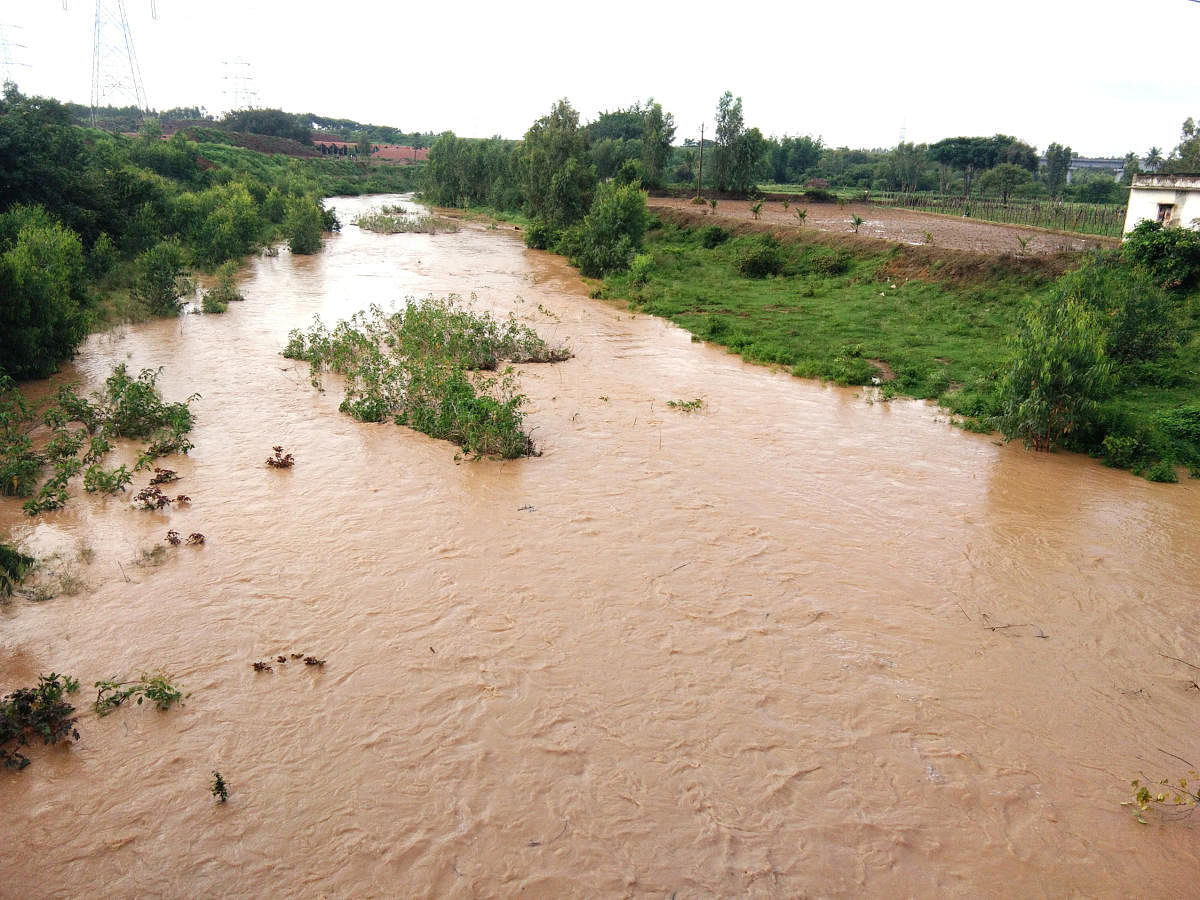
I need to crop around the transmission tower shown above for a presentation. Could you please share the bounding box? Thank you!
[222,59,259,111]
[0,23,28,86]
[91,0,148,126]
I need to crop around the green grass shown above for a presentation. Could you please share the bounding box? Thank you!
[598,217,1200,477]
[602,221,1038,402]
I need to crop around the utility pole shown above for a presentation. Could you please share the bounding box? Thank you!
[695,123,704,199]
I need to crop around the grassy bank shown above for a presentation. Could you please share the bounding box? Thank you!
[596,211,1200,478]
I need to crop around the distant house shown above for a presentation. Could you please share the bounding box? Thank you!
[1122,173,1200,235]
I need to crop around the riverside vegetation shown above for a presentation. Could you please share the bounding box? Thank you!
[283,296,571,458]
[1,364,198,517]
[0,83,418,382]
[598,213,1200,479]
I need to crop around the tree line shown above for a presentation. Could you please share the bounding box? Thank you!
[0,85,343,381]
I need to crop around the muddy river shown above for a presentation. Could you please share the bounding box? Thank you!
[2,195,1198,897]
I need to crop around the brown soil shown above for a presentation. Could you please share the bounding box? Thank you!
[649,196,1119,256]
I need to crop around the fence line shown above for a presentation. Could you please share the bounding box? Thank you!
[867,191,1125,238]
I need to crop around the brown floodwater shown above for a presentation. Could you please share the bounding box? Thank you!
[2,195,1198,897]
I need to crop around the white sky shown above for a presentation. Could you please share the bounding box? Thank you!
[3,0,1198,157]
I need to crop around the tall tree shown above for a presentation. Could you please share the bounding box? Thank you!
[977,163,1032,203]
[517,99,596,229]
[887,141,926,193]
[640,101,675,188]
[712,91,744,192]
[1043,143,1072,198]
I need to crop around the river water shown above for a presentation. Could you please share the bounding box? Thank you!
[2,195,1198,897]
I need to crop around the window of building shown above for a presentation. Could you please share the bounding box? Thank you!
[1157,203,1176,225]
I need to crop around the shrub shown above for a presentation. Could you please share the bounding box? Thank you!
[0,542,34,597]
[629,253,654,286]
[131,239,189,316]
[995,298,1113,451]
[734,234,786,278]
[0,673,80,770]
[284,196,324,255]
[1053,252,1180,364]
[564,180,648,277]
[0,206,89,378]
[202,261,243,313]
[1122,220,1200,291]
[523,219,560,250]
[701,225,730,249]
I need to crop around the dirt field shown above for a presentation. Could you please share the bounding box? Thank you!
[648,196,1120,255]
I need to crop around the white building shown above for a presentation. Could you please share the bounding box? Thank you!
[1123,173,1200,235]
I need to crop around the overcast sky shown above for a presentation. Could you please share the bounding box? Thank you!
[4,0,1198,157]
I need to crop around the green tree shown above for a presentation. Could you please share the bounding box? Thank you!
[995,297,1113,452]
[1043,143,1072,197]
[284,196,324,255]
[517,99,596,231]
[1054,252,1180,365]
[886,142,926,193]
[640,101,675,188]
[930,134,1038,198]
[977,163,1032,203]
[131,239,188,316]
[713,91,744,192]
[1144,146,1163,173]
[0,205,89,378]
[560,180,648,277]
[1121,152,1141,186]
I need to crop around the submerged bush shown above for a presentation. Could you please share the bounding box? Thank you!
[131,239,189,316]
[1,673,80,770]
[284,296,570,458]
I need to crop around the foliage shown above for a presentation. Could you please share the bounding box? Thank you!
[734,234,787,278]
[284,196,325,255]
[0,673,80,770]
[220,107,312,145]
[977,163,1033,203]
[353,208,459,234]
[711,92,767,194]
[667,398,704,412]
[1043,143,1072,198]
[422,133,520,210]
[929,134,1037,197]
[559,180,648,277]
[640,101,676,188]
[0,204,90,378]
[1052,252,1181,364]
[1122,220,1200,292]
[9,365,197,513]
[202,261,243,313]
[283,297,570,458]
[0,542,35,597]
[131,239,189,316]
[994,298,1113,452]
[94,674,185,716]
[211,770,229,802]
[82,463,132,494]
[518,99,596,231]
[701,226,730,249]
[1128,772,1199,823]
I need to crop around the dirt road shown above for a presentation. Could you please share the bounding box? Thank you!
[649,196,1119,255]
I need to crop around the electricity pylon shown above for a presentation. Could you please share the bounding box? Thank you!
[90,0,148,126]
